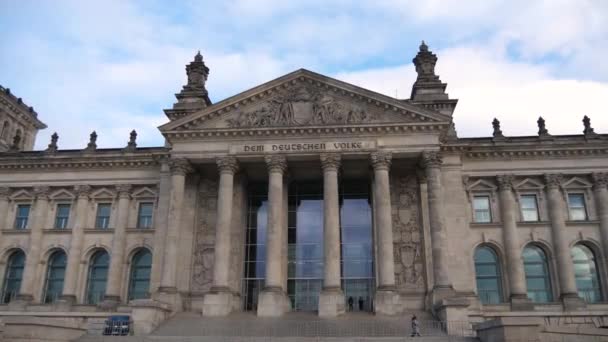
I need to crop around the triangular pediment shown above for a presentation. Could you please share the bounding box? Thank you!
[562,177,592,189]
[467,179,497,192]
[90,188,116,199]
[132,186,157,199]
[160,69,451,132]
[514,178,544,190]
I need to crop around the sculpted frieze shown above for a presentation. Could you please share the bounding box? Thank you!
[191,179,218,293]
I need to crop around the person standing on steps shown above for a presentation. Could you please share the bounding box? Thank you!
[347,296,354,311]
[411,315,421,337]
[358,297,364,311]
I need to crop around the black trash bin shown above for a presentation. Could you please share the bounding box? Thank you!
[103,315,131,336]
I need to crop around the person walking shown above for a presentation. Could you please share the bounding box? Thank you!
[348,296,354,311]
[411,315,421,337]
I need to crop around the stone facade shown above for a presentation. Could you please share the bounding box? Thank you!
[1,43,608,339]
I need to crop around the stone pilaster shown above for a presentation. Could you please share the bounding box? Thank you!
[496,175,532,310]
[150,160,171,293]
[544,174,584,309]
[0,187,8,245]
[203,156,239,316]
[371,151,399,314]
[18,186,50,303]
[592,173,608,291]
[318,153,345,317]
[102,185,131,308]
[60,185,91,306]
[258,155,291,317]
[421,151,455,304]
[158,158,192,309]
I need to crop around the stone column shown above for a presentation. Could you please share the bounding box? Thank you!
[318,153,345,317]
[158,158,192,308]
[544,174,584,309]
[0,187,8,242]
[258,155,290,317]
[371,151,399,314]
[496,175,531,310]
[60,185,91,305]
[19,186,50,302]
[203,156,239,316]
[421,151,454,303]
[101,185,131,308]
[592,173,608,292]
[150,160,171,293]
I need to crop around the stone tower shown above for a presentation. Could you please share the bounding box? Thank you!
[0,85,47,151]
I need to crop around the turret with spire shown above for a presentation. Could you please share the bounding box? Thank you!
[164,51,212,120]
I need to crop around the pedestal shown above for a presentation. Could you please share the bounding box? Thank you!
[510,293,534,311]
[475,317,543,342]
[202,290,237,317]
[562,293,586,311]
[155,287,183,313]
[257,288,290,317]
[374,288,400,315]
[318,287,345,317]
[429,284,456,306]
[55,294,77,311]
[99,295,121,310]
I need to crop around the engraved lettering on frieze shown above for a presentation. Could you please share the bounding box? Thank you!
[391,175,424,288]
[191,179,218,292]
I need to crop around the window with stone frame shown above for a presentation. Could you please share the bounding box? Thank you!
[472,195,492,223]
[520,194,540,222]
[137,202,154,229]
[567,193,588,221]
[54,203,71,229]
[95,203,112,229]
[14,204,31,229]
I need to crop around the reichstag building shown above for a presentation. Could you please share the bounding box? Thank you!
[0,42,607,339]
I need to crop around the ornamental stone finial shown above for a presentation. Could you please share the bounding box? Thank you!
[85,131,97,151]
[370,151,392,171]
[115,184,132,198]
[420,151,442,169]
[492,118,503,138]
[169,158,193,176]
[265,155,287,173]
[10,133,21,151]
[124,130,137,152]
[320,153,341,171]
[592,172,608,190]
[33,186,51,199]
[74,184,92,198]
[216,156,239,174]
[583,115,596,136]
[496,175,515,191]
[543,174,563,189]
[46,132,59,153]
[537,117,549,136]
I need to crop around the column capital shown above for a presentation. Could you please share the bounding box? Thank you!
[74,185,92,199]
[592,172,608,190]
[115,184,132,199]
[0,186,10,200]
[169,158,193,176]
[33,186,51,200]
[496,174,515,191]
[264,155,287,174]
[420,151,442,169]
[370,151,392,171]
[216,156,239,175]
[543,173,563,190]
[320,153,341,172]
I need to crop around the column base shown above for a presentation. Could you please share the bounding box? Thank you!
[154,287,183,312]
[318,287,345,317]
[202,288,238,317]
[55,294,77,311]
[374,287,400,315]
[99,295,121,310]
[430,285,456,307]
[509,294,534,311]
[561,293,586,310]
[8,294,31,311]
[257,287,291,317]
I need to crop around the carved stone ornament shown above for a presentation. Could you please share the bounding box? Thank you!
[169,158,193,176]
[74,185,92,198]
[0,186,9,199]
[265,155,287,173]
[320,153,341,171]
[191,179,218,292]
[496,175,515,191]
[216,156,239,174]
[225,83,381,128]
[420,151,442,169]
[370,151,392,171]
[544,174,563,189]
[115,184,132,198]
[33,186,51,199]
[592,173,608,190]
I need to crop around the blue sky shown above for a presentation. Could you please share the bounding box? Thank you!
[1,0,607,149]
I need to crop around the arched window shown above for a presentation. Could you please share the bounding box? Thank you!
[572,244,602,303]
[1,250,25,303]
[523,245,553,302]
[128,249,152,300]
[474,246,503,304]
[85,250,109,305]
[43,250,67,303]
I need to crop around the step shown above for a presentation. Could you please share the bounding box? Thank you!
[77,336,478,342]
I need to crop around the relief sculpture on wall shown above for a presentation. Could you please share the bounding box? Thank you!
[391,175,425,289]
[191,179,218,293]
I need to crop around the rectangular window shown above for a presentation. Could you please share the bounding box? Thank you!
[473,196,492,223]
[54,204,71,229]
[137,202,154,229]
[95,203,112,229]
[520,195,539,222]
[14,204,31,229]
[568,193,587,221]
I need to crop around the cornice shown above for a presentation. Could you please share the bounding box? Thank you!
[0,153,166,171]
[0,87,46,129]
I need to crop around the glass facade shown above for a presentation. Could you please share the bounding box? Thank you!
[86,250,109,304]
[1,250,25,303]
[43,250,66,303]
[95,203,112,229]
[474,246,503,304]
[54,204,71,229]
[242,185,268,311]
[523,245,553,302]
[128,249,152,300]
[572,244,602,303]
